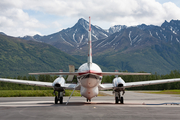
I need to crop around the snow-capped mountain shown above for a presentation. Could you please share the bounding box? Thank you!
[93,20,180,54]
[161,20,180,35]
[108,25,127,34]
[9,19,180,74]
[21,18,110,53]
[21,19,180,56]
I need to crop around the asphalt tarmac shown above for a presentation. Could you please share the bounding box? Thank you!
[0,91,180,120]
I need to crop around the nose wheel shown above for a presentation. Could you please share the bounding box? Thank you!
[115,91,125,104]
[54,91,64,104]
[87,99,91,102]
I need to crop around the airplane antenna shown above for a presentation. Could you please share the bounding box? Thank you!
[88,16,92,67]
[59,69,63,77]
[115,70,118,78]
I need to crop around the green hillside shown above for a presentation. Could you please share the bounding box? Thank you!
[0,34,82,77]
[1,33,180,77]
[93,45,180,74]
[74,44,180,74]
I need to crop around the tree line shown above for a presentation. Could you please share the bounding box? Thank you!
[0,70,180,90]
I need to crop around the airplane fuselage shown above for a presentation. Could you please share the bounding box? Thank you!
[77,63,102,100]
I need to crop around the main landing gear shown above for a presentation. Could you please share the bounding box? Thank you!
[54,91,64,104]
[86,99,91,102]
[114,90,125,104]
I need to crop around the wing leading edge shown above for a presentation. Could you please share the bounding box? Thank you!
[29,72,78,76]
[101,72,151,76]
[29,72,151,76]
[125,78,180,88]
[0,78,78,90]
[0,78,53,88]
[99,78,180,90]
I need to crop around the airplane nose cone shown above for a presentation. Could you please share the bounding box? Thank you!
[81,78,98,88]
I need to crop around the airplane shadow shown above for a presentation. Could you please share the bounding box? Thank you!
[37,102,180,106]
[37,102,143,106]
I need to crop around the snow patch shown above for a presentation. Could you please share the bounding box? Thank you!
[73,29,78,44]
[137,38,142,43]
[156,32,161,40]
[149,31,152,36]
[176,38,179,43]
[79,35,84,44]
[109,25,126,34]
[81,20,89,31]
[95,25,101,29]
[162,34,166,39]
[96,40,106,48]
[173,31,177,34]
[109,35,117,44]
[129,31,132,45]
[60,34,74,47]
[92,34,98,40]
[170,26,173,31]
[132,35,138,42]
[170,26,177,34]
[100,31,108,37]
[100,42,109,48]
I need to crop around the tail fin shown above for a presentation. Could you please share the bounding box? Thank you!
[88,16,92,67]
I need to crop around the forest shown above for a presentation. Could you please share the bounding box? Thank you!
[0,70,180,90]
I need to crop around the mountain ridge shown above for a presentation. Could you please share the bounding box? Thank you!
[2,18,180,74]
[20,19,180,55]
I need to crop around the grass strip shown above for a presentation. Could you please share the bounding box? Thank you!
[0,90,81,97]
[139,90,180,95]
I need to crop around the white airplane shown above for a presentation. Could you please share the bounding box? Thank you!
[1,17,180,104]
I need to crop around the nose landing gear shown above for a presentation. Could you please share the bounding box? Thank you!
[87,99,91,102]
[114,90,125,104]
[54,91,64,104]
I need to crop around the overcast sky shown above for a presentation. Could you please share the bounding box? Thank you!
[1,0,180,37]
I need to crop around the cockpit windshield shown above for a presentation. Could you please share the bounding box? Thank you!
[82,74,98,79]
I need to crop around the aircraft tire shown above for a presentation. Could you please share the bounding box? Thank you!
[55,96,58,104]
[120,97,124,104]
[115,97,119,104]
[60,97,63,104]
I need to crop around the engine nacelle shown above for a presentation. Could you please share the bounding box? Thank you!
[52,77,65,91]
[113,77,126,91]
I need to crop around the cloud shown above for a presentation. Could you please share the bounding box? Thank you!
[0,0,45,37]
[24,0,180,26]
[163,2,180,20]
[1,0,180,36]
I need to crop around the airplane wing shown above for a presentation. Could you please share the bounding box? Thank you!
[0,78,79,90]
[0,78,53,87]
[125,78,180,88]
[29,72,79,75]
[99,78,180,90]
[29,72,151,76]
[101,72,151,76]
